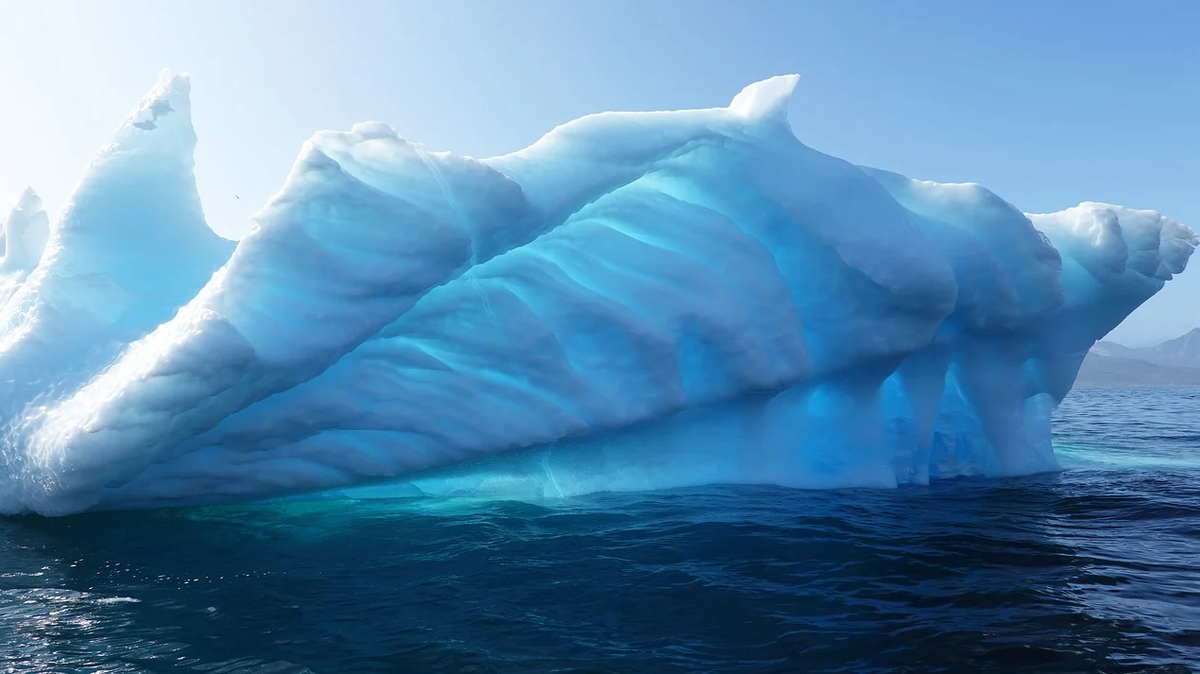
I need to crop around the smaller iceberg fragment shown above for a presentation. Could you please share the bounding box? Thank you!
[0,187,49,275]
[0,187,49,301]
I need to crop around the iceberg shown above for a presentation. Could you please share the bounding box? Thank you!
[0,72,1193,515]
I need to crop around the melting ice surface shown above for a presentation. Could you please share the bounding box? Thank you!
[0,72,1195,516]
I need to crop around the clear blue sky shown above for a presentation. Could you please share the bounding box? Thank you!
[0,0,1196,344]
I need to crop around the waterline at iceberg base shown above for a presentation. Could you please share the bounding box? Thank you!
[0,72,1194,516]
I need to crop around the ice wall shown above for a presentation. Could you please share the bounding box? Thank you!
[0,73,1193,515]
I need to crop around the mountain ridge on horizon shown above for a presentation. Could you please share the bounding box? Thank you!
[1095,326,1200,366]
[1080,326,1200,386]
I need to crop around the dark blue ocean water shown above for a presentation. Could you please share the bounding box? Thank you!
[0,387,1197,673]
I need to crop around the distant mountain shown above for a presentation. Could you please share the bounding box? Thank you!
[1092,327,1200,369]
[1079,328,1200,386]
[1076,352,1200,387]
[1151,328,1200,367]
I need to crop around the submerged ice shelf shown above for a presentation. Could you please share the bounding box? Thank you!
[0,72,1194,515]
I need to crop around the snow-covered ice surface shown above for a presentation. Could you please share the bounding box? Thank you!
[0,72,1193,515]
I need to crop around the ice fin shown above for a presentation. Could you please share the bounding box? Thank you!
[728,74,800,127]
[0,73,232,452]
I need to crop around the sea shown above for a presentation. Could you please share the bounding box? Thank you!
[0,386,1196,673]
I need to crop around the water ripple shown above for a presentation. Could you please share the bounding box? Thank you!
[0,387,1195,672]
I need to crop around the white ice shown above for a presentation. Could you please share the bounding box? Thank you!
[0,187,50,306]
[0,72,1193,515]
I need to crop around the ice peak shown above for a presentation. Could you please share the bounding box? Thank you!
[14,185,38,205]
[728,74,800,127]
[101,70,196,163]
[0,186,50,274]
[50,70,231,284]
